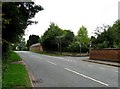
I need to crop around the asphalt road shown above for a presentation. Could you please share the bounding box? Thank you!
[16,51,118,87]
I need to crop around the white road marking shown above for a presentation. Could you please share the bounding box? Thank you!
[64,68,109,86]
[70,60,72,62]
[57,57,65,60]
[113,70,118,72]
[88,65,93,67]
[99,67,106,70]
[47,61,57,65]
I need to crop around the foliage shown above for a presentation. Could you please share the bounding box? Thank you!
[41,23,75,51]
[92,20,120,49]
[41,24,90,53]
[66,26,91,53]
[9,52,21,62]
[2,64,31,89]
[41,23,64,51]
[62,30,74,47]
[12,38,27,51]
[26,35,40,50]
[2,52,31,89]
[2,2,43,59]
[66,40,79,52]
[77,26,90,47]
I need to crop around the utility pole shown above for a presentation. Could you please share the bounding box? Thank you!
[79,43,81,56]
[56,35,64,54]
[57,42,59,53]
[60,38,62,54]
[89,40,92,55]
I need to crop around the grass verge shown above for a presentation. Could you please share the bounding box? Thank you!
[9,52,22,62]
[32,51,88,57]
[34,51,65,56]
[2,51,31,89]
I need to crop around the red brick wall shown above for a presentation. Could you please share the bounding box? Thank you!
[90,49,120,61]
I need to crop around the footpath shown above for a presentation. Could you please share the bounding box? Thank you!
[82,58,120,67]
[62,53,119,67]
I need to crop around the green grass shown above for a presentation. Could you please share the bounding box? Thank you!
[34,51,88,57]
[36,51,65,56]
[9,52,22,62]
[2,52,31,89]
[2,64,31,89]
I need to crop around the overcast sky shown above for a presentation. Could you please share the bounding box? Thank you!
[24,0,119,41]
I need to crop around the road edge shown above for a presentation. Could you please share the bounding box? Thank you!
[22,61,35,88]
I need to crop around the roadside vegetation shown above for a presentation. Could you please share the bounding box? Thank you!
[2,1,120,88]
[26,20,120,54]
[2,2,43,88]
[33,51,88,57]
[35,51,65,56]
[2,52,31,89]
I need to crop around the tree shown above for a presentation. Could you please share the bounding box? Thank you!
[92,20,120,49]
[26,35,40,50]
[77,26,90,45]
[111,20,120,48]
[16,38,27,51]
[66,37,80,52]
[41,22,75,52]
[60,30,74,52]
[41,23,63,51]
[2,2,43,58]
[77,26,90,52]
[62,30,74,46]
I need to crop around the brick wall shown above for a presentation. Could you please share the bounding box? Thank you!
[90,49,120,61]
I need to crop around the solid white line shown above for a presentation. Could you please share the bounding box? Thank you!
[64,68,109,86]
[47,61,57,65]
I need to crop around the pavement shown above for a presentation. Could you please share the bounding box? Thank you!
[15,51,118,87]
[82,58,120,67]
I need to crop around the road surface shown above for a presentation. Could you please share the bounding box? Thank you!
[16,51,118,87]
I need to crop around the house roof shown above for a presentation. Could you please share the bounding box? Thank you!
[30,43,41,47]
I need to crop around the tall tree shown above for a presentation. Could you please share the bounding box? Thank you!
[16,38,27,51]
[92,20,120,48]
[26,35,40,50]
[2,2,43,58]
[77,26,90,48]
[62,30,74,46]
[41,23,63,51]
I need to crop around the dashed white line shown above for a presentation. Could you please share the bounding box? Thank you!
[88,65,93,67]
[57,57,65,60]
[70,60,72,62]
[99,67,106,70]
[64,67,109,86]
[113,70,118,72]
[47,61,57,65]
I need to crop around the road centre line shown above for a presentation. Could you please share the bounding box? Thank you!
[57,57,65,60]
[88,65,93,67]
[64,68,109,86]
[99,67,106,70]
[113,70,118,72]
[47,61,57,65]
